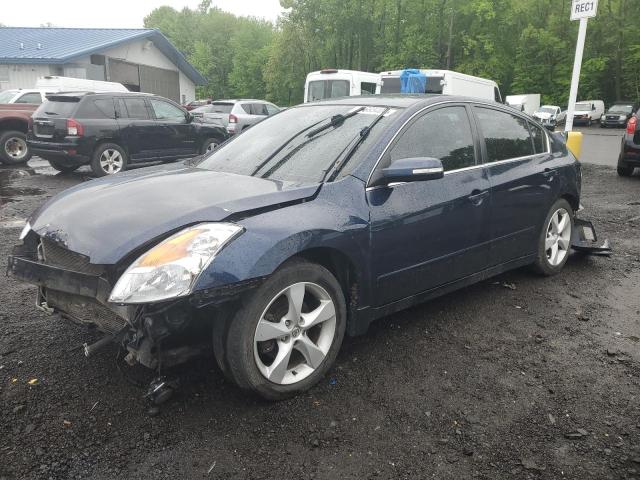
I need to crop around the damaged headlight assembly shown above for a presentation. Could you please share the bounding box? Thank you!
[109,223,243,304]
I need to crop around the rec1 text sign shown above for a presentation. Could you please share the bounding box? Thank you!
[571,0,598,21]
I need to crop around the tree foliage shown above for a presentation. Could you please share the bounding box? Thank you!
[145,0,640,107]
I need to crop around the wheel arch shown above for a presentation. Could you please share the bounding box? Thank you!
[0,118,29,133]
[560,193,579,211]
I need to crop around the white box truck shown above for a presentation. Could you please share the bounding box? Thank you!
[506,94,541,116]
[304,69,381,103]
[379,69,502,103]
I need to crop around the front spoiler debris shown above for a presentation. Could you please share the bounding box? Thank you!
[571,218,612,256]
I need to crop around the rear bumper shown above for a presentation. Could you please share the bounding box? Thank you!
[27,137,91,164]
[620,140,640,165]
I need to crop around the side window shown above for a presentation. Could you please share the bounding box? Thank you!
[361,82,377,95]
[387,106,476,172]
[529,122,547,154]
[251,103,268,116]
[241,104,252,114]
[15,92,43,104]
[149,99,186,122]
[122,98,150,119]
[474,107,534,162]
[77,98,116,119]
[265,104,280,116]
[494,87,502,103]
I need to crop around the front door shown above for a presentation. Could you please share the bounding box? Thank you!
[148,98,197,156]
[368,105,491,306]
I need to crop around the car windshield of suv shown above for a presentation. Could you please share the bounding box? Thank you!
[539,107,556,114]
[609,104,634,114]
[575,104,592,111]
[198,105,396,184]
[0,90,18,103]
[210,103,234,114]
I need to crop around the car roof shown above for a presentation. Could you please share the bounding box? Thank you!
[212,99,271,104]
[302,94,502,109]
[46,91,156,99]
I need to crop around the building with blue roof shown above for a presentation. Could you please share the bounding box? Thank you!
[0,27,207,104]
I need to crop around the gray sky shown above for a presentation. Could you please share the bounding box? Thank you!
[1,0,284,28]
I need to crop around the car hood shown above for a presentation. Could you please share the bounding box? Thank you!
[29,165,320,264]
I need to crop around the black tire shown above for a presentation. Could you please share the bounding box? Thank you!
[532,198,574,276]
[617,164,634,177]
[48,159,79,173]
[90,143,128,177]
[224,259,346,400]
[0,130,32,165]
[200,138,219,155]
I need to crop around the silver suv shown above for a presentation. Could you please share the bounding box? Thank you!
[191,99,280,135]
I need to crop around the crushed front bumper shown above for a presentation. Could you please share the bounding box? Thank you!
[571,218,612,256]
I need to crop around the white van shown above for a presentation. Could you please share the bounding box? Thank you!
[573,100,605,125]
[379,69,502,103]
[35,76,129,93]
[506,94,541,116]
[304,69,380,103]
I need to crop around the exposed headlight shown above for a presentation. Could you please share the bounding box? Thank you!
[109,223,243,304]
[19,222,31,240]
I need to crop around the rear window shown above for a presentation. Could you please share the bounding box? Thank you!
[37,99,79,117]
[210,103,234,114]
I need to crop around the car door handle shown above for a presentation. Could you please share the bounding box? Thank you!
[542,168,556,181]
[467,190,489,205]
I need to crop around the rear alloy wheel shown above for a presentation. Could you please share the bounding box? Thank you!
[0,130,32,165]
[532,199,574,276]
[225,260,346,400]
[90,143,127,177]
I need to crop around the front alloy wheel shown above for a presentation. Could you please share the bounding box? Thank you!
[532,198,574,276]
[223,260,346,400]
[253,282,337,385]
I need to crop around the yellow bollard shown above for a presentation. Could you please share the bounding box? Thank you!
[566,131,583,160]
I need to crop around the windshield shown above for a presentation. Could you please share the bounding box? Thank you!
[0,90,18,103]
[575,103,592,111]
[609,104,634,114]
[197,105,396,184]
[539,107,556,114]
[307,80,350,101]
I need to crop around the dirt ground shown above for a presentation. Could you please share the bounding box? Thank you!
[1,153,639,479]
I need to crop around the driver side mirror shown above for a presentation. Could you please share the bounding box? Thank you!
[375,157,444,186]
[186,112,194,123]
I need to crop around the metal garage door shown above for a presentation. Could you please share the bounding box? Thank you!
[108,59,140,91]
[139,65,180,103]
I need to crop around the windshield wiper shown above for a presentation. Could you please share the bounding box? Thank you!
[322,107,390,182]
[306,107,365,138]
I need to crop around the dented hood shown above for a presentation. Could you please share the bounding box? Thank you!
[29,165,319,264]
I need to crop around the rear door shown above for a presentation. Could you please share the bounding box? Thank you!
[148,97,196,156]
[472,105,555,266]
[368,104,491,305]
[116,97,158,160]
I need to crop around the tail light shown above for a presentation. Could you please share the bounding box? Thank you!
[627,116,637,135]
[228,114,238,124]
[67,118,84,137]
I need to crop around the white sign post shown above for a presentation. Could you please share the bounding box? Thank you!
[565,0,598,132]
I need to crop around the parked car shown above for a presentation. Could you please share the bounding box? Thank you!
[0,103,37,164]
[10,95,594,400]
[601,102,638,128]
[304,69,380,102]
[532,105,566,130]
[183,99,211,111]
[617,109,640,176]
[573,100,605,126]
[379,69,502,103]
[191,99,280,135]
[27,92,228,176]
[0,89,51,105]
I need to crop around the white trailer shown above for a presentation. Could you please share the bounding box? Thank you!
[506,94,541,115]
[379,69,502,103]
[304,69,381,103]
[34,76,129,93]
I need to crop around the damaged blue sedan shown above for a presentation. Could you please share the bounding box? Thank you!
[8,95,607,400]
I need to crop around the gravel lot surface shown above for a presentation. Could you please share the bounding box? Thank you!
[1,129,639,479]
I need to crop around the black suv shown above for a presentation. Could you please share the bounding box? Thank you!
[28,92,228,176]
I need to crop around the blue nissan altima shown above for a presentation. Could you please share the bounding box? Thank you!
[9,95,588,400]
